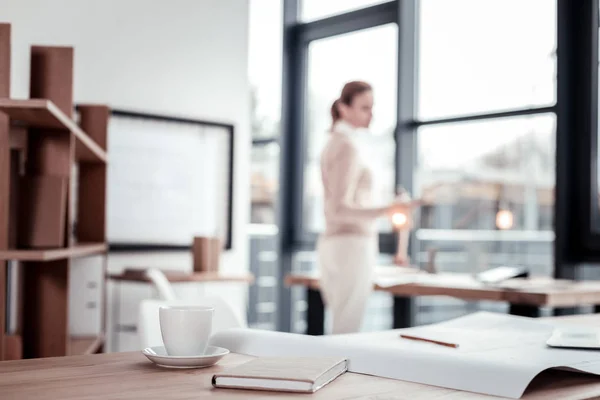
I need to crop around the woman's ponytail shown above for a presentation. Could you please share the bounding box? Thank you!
[330,98,341,128]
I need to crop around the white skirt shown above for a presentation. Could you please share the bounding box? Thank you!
[316,234,378,334]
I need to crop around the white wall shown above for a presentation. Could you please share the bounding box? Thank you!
[1,0,250,350]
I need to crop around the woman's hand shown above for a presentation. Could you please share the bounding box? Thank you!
[393,253,411,266]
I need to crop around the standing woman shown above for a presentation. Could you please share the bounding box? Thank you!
[318,81,418,334]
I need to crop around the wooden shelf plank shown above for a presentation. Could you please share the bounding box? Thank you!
[0,242,107,261]
[108,269,255,284]
[0,99,107,163]
[69,334,104,356]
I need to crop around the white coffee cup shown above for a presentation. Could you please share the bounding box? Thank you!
[159,305,214,356]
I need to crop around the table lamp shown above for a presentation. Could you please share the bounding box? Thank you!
[392,211,409,228]
[392,186,413,266]
[496,209,513,230]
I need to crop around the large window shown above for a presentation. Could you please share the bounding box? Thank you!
[282,0,566,332]
[249,0,282,224]
[418,0,556,120]
[281,2,401,333]
[413,0,557,314]
[303,23,398,233]
[417,114,555,232]
[247,0,282,331]
[415,114,556,303]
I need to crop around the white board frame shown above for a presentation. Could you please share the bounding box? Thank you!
[105,108,234,251]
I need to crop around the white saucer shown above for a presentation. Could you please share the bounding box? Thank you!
[142,345,229,369]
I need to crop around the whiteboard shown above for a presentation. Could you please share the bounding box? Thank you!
[106,110,233,249]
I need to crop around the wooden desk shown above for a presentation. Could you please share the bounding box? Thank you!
[3,315,600,399]
[286,268,600,334]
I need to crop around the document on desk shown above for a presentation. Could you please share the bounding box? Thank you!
[210,312,600,399]
[373,274,421,288]
[370,266,423,288]
[373,272,474,288]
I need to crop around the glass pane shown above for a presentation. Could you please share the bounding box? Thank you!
[415,114,555,280]
[249,0,282,139]
[418,0,556,120]
[247,1,281,331]
[303,24,398,233]
[248,0,282,223]
[301,0,389,22]
[250,143,280,224]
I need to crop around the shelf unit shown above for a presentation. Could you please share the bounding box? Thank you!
[0,99,107,163]
[0,243,107,262]
[0,23,109,360]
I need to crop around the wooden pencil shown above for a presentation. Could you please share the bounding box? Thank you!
[399,334,459,348]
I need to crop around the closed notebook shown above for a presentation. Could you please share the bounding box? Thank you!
[212,357,348,393]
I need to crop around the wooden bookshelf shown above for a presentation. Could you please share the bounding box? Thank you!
[0,242,107,262]
[0,99,107,163]
[0,23,110,360]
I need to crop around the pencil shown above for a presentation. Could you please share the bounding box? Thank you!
[399,334,459,348]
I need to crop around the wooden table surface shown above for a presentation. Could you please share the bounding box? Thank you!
[285,267,600,307]
[2,346,600,399]
[2,314,600,399]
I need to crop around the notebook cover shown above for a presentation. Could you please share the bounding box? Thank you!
[212,357,347,391]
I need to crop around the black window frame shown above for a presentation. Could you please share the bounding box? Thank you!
[278,0,417,331]
[554,0,600,270]
[283,1,405,255]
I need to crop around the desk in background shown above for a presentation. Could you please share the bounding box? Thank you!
[2,314,600,399]
[285,267,600,335]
